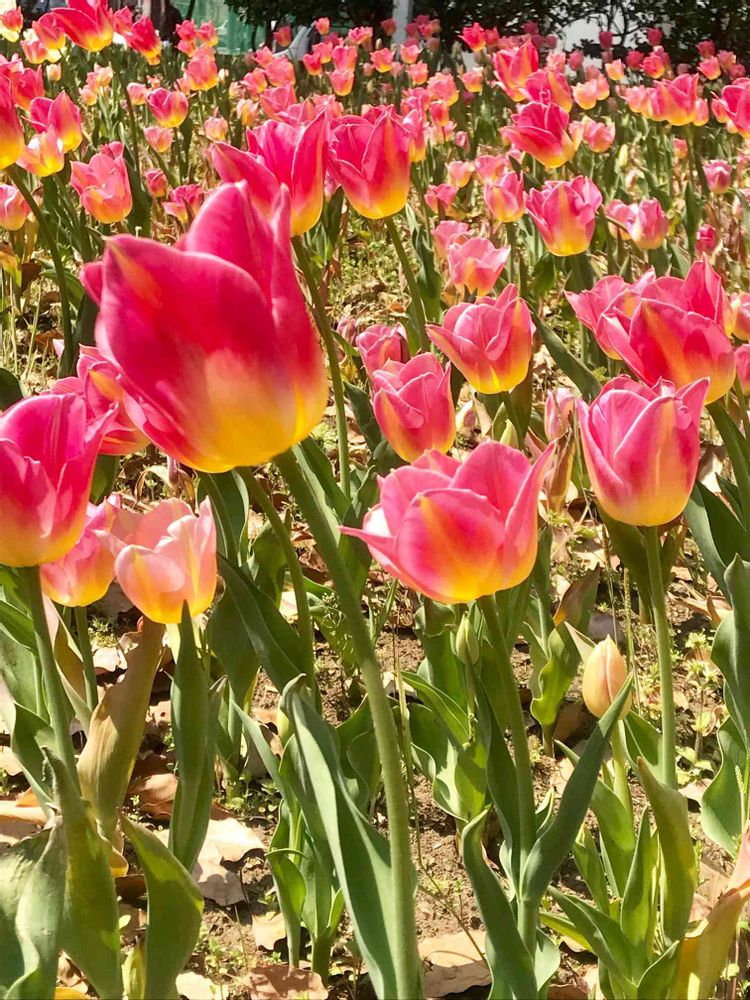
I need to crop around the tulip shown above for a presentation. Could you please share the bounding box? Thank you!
[41,497,122,607]
[88,182,327,473]
[522,68,573,111]
[736,345,750,395]
[314,17,330,34]
[17,129,66,177]
[427,284,534,393]
[577,375,708,526]
[29,92,82,153]
[544,387,577,440]
[113,498,217,624]
[446,160,474,189]
[460,23,485,52]
[502,101,580,170]
[147,87,189,127]
[71,146,132,225]
[447,237,510,296]
[473,154,508,183]
[483,171,526,223]
[460,68,484,93]
[0,394,106,566]
[34,11,66,50]
[125,15,161,64]
[341,440,553,603]
[732,293,750,341]
[211,111,326,237]
[202,114,228,142]
[144,125,173,153]
[371,354,455,462]
[163,183,204,224]
[625,198,669,250]
[329,110,411,219]
[704,159,732,194]
[493,40,539,101]
[0,8,23,42]
[526,177,602,257]
[582,117,615,152]
[582,636,631,717]
[0,80,24,169]
[432,220,469,258]
[650,74,699,125]
[356,323,409,376]
[643,49,668,79]
[144,168,167,199]
[329,68,354,96]
[573,76,609,110]
[684,257,734,334]
[55,0,113,51]
[696,224,718,254]
[0,185,29,230]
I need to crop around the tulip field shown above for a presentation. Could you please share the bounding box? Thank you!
[6,6,750,999]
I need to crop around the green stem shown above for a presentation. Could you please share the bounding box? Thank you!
[74,604,98,714]
[610,722,633,825]
[643,526,677,790]
[709,400,750,528]
[115,65,142,183]
[8,166,74,376]
[292,236,352,499]
[383,214,429,352]
[19,566,78,780]
[238,468,317,699]
[477,593,537,953]
[275,448,422,999]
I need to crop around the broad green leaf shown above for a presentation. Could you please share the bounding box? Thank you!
[78,620,165,840]
[685,483,750,598]
[461,810,537,1000]
[573,825,609,912]
[0,367,23,409]
[0,824,65,999]
[624,712,661,774]
[201,470,249,562]
[701,713,744,854]
[207,589,260,703]
[636,942,680,999]
[121,815,203,1000]
[637,759,697,945]
[401,670,470,744]
[712,557,750,752]
[282,677,407,999]
[530,623,584,747]
[549,887,636,990]
[621,812,658,973]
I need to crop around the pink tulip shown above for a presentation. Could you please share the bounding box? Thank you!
[341,440,553,603]
[0,394,106,566]
[522,68,573,112]
[356,323,409,376]
[371,354,455,462]
[650,74,699,125]
[86,182,327,473]
[704,159,732,193]
[447,236,510,296]
[144,168,167,198]
[493,40,539,101]
[146,87,189,127]
[526,177,602,256]
[0,184,30,230]
[41,497,122,606]
[71,145,133,224]
[544,386,576,439]
[144,125,173,153]
[577,375,708,526]
[17,130,65,177]
[502,100,580,170]
[113,498,217,624]
[211,111,326,236]
[432,220,469,259]
[582,117,615,152]
[736,345,750,395]
[329,109,412,219]
[625,198,669,250]
[483,171,526,223]
[732,293,750,341]
[696,224,718,254]
[427,284,534,393]
[29,92,82,153]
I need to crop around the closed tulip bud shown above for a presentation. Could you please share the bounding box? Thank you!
[484,171,526,223]
[736,345,750,395]
[626,198,669,249]
[446,160,474,189]
[372,354,455,461]
[0,394,106,566]
[46,64,62,83]
[203,114,228,141]
[71,147,133,224]
[696,224,718,254]
[582,116,615,152]
[544,386,576,439]
[127,81,148,105]
[41,497,122,607]
[88,182,327,472]
[144,167,168,198]
[341,440,553,603]
[527,177,602,256]
[428,284,534,393]
[329,110,411,219]
[447,236,510,296]
[503,100,580,170]
[582,636,631,718]
[113,498,217,624]
[732,293,750,341]
[577,375,708,526]
[0,185,30,230]
[329,68,354,96]
[456,615,479,664]
[356,322,409,376]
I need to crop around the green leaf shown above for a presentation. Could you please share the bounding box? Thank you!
[599,512,652,605]
[461,810,537,1000]
[549,887,635,987]
[0,824,65,999]
[522,679,632,905]
[712,557,750,752]
[573,825,610,912]
[621,812,658,972]
[344,381,383,455]
[47,751,122,1000]
[637,759,696,944]
[529,623,584,745]
[207,589,260,702]
[78,620,165,840]
[624,712,661,774]
[121,815,203,1000]
[532,314,601,400]
[282,677,407,999]
[636,942,680,999]
[0,367,23,410]
[9,704,55,807]
[401,670,470,744]
[701,713,744,854]
[685,483,750,598]
[200,471,249,562]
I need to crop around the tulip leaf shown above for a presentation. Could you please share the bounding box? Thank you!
[201,471,249,563]
[344,380,383,455]
[599,512,652,605]
[636,942,680,1000]
[711,557,750,753]
[529,622,585,747]
[218,555,302,693]
[296,437,349,519]
[572,825,609,911]
[636,758,696,944]
[548,887,635,988]
[78,619,165,840]
[685,483,750,598]
[461,809,537,1000]
[281,676,407,999]
[9,703,55,808]
[0,599,35,652]
[46,750,123,1000]
[701,712,744,855]
[621,811,659,972]
[121,814,203,1000]
[401,670,470,744]
[0,823,66,999]
[0,366,23,410]
[531,313,601,401]
[522,678,632,905]
[624,711,661,774]
[207,588,260,703]
[0,626,37,709]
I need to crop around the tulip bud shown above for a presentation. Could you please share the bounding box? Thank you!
[456,616,479,665]
[582,636,631,718]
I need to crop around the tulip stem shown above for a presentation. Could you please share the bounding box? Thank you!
[477,593,537,953]
[275,447,423,999]
[74,605,99,715]
[8,166,74,377]
[643,526,678,790]
[115,65,142,185]
[383,215,429,352]
[238,468,318,702]
[19,566,78,781]
[292,237,352,500]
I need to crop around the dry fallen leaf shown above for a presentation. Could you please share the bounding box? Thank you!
[203,815,265,862]
[129,772,177,819]
[418,929,490,998]
[247,966,328,1000]
[0,745,22,776]
[252,911,287,950]
[194,858,244,907]
[175,971,223,1000]
[93,646,123,675]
